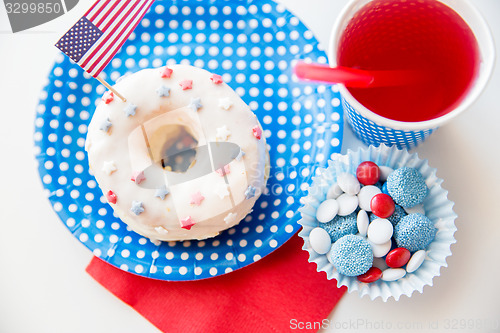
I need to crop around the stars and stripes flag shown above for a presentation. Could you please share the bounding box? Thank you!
[55,0,155,78]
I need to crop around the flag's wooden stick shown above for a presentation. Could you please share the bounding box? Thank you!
[96,76,127,102]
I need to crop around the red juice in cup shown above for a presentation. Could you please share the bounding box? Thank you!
[337,0,481,122]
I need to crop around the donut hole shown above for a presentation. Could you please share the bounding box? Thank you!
[150,125,199,173]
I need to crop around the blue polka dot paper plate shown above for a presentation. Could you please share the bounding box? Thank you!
[34,0,344,280]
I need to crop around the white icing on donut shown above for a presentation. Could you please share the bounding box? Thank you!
[86,65,269,241]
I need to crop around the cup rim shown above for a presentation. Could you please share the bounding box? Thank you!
[328,0,496,131]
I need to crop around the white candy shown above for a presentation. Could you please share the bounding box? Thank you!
[309,227,332,255]
[367,218,393,244]
[381,268,406,281]
[368,238,392,258]
[357,185,381,211]
[337,172,361,195]
[378,166,394,182]
[357,210,369,237]
[315,199,339,223]
[406,250,426,273]
[326,183,343,199]
[336,194,358,216]
[404,204,425,215]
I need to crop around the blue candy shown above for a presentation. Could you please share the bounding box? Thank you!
[330,235,373,276]
[387,167,428,208]
[381,182,389,195]
[394,213,437,252]
[321,211,358,243]
[389,205,407,226]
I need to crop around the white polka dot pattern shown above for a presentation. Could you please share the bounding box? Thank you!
[342,97,435,149]
[34,0,343,280]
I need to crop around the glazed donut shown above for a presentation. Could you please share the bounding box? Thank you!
[85,65,269,241]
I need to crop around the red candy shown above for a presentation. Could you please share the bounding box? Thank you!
[370,193,395,218]
[385,248,411,268]
[105,190,117,204]
[357,267,382,283]
[356,161,380,185]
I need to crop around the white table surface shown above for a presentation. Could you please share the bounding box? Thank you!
[1,1,499,332]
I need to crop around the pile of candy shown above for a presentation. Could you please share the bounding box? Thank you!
[309,161,437,283]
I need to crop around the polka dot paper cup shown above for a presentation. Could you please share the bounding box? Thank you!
[328,0,495,149]
[298,144,457,301]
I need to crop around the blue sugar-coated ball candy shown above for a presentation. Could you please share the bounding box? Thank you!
[394,213,437,252]
[330,235,373,277]
[388,205,407,226]
[387,167,428,208]
[369,204,407,227]
[381,182,389,195]
[321,211,358,243]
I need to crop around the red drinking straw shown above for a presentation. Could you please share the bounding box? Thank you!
[294,62,427,88]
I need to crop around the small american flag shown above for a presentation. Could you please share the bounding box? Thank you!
[56,0,155,78]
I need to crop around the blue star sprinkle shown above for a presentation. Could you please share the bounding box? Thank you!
[156,85,171,97]
[244,185,256,200]
[155,186,170,200]
[188,97,202,111]
[130,201,144,215]
[99,118,112,132]
[236,149,246,161]
[124,103,137,117]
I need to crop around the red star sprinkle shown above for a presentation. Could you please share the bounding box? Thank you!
[210,74,223,84]
[131,171,146,185]
[252,126,262,140]
[179,79,193,90]
[180,216,195,230]
[190,191,205,206]
[106,190,117,204]
[102,91,114,104]
[160,66,173,78]
[215,164,231,176]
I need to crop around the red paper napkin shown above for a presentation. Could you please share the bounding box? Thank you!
[86,234,346,332]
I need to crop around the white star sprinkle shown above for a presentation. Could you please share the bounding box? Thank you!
[154,226,169,235]
[224,212,237,224]
[215,125,231,141]
[218,97,233,110]
[214,183,230,199]
[102,161,117,175]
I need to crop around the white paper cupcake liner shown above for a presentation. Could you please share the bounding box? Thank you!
[298,144,457,301]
